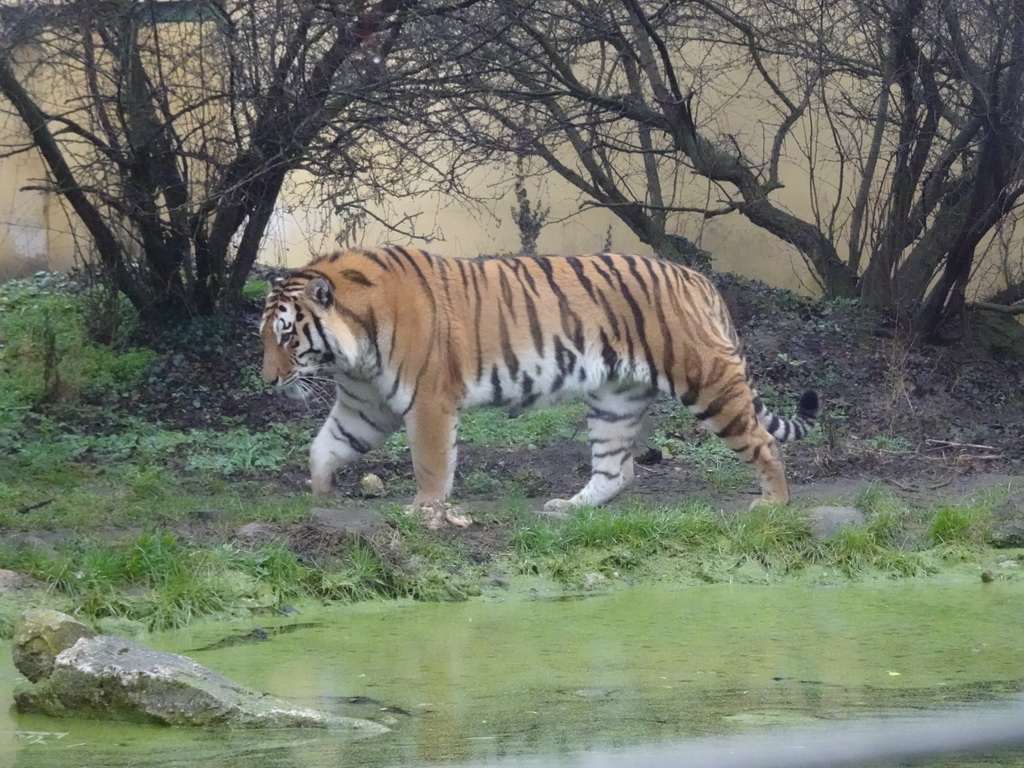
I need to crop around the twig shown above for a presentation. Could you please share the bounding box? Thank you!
[925,439,996,451]
[890,478,952,492]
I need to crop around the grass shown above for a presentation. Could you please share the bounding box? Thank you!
[726,503,813,570]
[508,489,1000,586]
[459,401,586,448]
[927,502,993,549]
[0,522,480,632]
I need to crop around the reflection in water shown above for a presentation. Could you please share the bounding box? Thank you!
[2,582,1023,767]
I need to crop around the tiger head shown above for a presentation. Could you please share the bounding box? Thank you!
[260,270,364,394]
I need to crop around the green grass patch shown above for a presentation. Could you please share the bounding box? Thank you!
[854,483,911,545]
[512,501,726,583]
[725,503,814,570]
[458,401,586,448]
[927,502,993,549]
[0,273,155,412]
[0,527,473,633]
[656,427,751,492]
[822,525,925,577]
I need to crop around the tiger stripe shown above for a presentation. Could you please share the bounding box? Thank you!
[260,247,820,512]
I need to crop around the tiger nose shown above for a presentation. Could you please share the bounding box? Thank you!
[262,362,284,387]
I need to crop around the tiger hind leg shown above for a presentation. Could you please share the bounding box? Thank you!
[543,384,653,512]
[688,387,790,507]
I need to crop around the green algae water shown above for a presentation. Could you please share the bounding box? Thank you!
[2,582,1023,767]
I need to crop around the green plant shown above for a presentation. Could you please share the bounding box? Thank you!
[513,520,565,559]
[243,280,270,301]
[860,434,912,453]
[660,434,751,491]
[0,274,157,409]
[927,503,991,548]
[458,401,586,448]
[513,501,723,563]
[855,483,909,545]
[726,504,813,568]
[460,468,503,496]
[821,525,923,577]
[775,352,806,368]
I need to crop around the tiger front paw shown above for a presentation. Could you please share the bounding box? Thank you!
[407,500,473,530]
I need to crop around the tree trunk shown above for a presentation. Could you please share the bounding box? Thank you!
[0,56,148,311]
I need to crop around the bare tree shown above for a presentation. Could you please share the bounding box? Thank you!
[857,0,1024,333]
[0,0,483,324]
[439,0,860,285]
[436,0,1024,334]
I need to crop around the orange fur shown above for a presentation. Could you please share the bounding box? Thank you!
[260,247,818,510]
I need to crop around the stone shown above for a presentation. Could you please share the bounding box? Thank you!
[359,473,386,498]
[233,522,282,547]
[12,609,97,683]
[808,506,866,541]
[4,533,59,559]
[13,623,387,731]
[0,569,28,592]
[309,507,390,539]
[991,520,1024,548]
[990,491,1024,547]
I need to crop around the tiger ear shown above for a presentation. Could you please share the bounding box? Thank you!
[307,276,334,308]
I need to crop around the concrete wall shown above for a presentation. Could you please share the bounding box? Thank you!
[0,112,79,280]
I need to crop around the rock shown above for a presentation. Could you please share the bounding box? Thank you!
[990,491,1024,547]
[13,609,97,683]
[991,522,1024,548]
[309,507,390,539]
[233,522,283,547]
[4,533,59,559]
[969,309,1024,358]
[359,473,386,498]
[0,569,29,592]
[13,620,387,731]
[808,506,866,541]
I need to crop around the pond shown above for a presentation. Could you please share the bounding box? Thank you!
[2,581,1023,767]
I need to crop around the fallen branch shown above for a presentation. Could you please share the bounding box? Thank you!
[969,300,1024,315]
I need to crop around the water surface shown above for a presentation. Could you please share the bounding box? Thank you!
[2,582,1022,767]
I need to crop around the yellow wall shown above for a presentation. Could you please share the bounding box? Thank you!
[0,111,78,280]
[1,31,1014,299]
[261,166,813,293]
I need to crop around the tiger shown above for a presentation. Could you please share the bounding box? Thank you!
[260,246,818,522]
